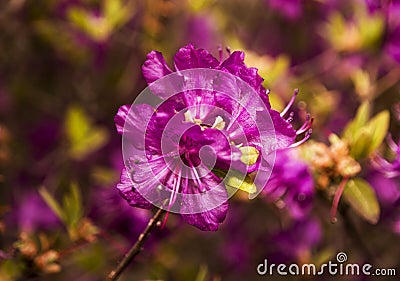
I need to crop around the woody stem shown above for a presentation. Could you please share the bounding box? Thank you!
[107,208,166,281]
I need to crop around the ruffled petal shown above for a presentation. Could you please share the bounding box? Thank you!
[114,105,130,135]
[269,109,296,149]
[115,104,155,149]
[180,172,229,231]
[142,50,173,84]
[117,168,153,209]
[220,51,270,108]
[174,44,219,70]
[181,201,228,231]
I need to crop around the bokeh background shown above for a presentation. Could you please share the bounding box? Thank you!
[1,0,400,280]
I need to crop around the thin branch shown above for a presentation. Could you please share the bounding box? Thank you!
[107,208,166,281]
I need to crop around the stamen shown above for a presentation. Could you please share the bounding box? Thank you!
[290,129,312,148]
[218,45,223,61]
[212,116,226,130]
[387,134,398,153]
[371,155,393,170]
[286,112,294,123]
[226,46,231,55]
[161,168,182,229]
[297,114,311,131]
[296,117,314,135]
[187,157,204,191]
[280,89,299,117]
[330,177,349,223]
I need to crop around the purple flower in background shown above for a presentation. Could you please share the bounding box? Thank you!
[262,148,314,218]
[90,185,154,241]
[368,172,400,234]
[185,14,219,51]
[366,0,400,63]
[269,217,321,263]
[10,193,61,233]
[265,0,304,20]
[372,136,400,178]
[115,44,310,231]
[387,25,400,62]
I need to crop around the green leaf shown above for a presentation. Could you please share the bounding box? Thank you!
[39,186,65,222]
[348,110,390,159]
[63,183,83,229]
[343,101,370,142]
[364,110,390,154]
[358,10,384,49]
[195,265,208,281]
[349,128,372,159]
[343,178,380,224]
[65,105,108,160]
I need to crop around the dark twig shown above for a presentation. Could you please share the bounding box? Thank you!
[107,208,166,281]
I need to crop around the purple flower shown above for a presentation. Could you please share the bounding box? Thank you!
[372,136,400,178]
[387,25,400,63]
[185,14,219,51]
[269,217,322,263]
[115,44,309,231]
[9,192,61,233]
[265,0,304,20]
[367,172,400,234]
[366,0,400,63]
[89,185,155,241]
[262,148,314,219]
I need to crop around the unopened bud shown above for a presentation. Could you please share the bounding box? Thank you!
[34,250,61,274]
[15,232,38,258]
[336,157,361,177]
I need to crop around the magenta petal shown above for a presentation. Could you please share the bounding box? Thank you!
[221,51,245,67]
[117,168,153,209]
[180,173,229,231]
[174,44,219,70]
[115,104,154,141]
[114,105,130,135]
[142,50,173,84]
[181,202,228,231]
[269,109,296,149]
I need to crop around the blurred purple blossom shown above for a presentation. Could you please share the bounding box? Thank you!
[368,172,400,234]
[372,136,400,178]
[185,14,219,51]
[269,217,322,262]
[262,148,314,219]
[265,0,304,20]
[89,186,152,241]
[366,0,400,63]
[10,192,61,233]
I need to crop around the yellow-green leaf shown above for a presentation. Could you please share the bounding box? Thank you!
[349,110,389,160]
[39,186,65,222]
[65,105,108,160]
[63,182,83,229]
[343,178,380,224]
[343,101,370,142]
[365,110,390,155]
[349,128,372,160]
